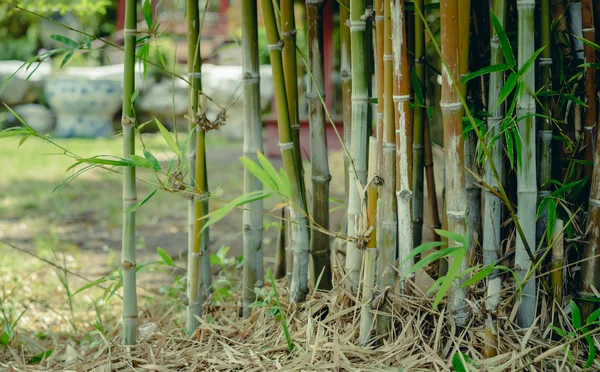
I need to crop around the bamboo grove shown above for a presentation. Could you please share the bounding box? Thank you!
[8,0,600,360]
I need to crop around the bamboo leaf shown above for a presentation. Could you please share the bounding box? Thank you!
[586,308,600,325]
[143,149,161,171]
[411,68,425,105]
[433,248,466,309]
[570,300,582,329]
[256,151,281,192]
[18,134,30,147]
[491,11,515,68]
[155,118,181,157]
[584,332,596,367]
[28,350,53,364]
[403,241,446,264]
[157,247,174,266]
[61,50,77,68]
[408,247,457,275]
[83,35,91,49]
[517,46,545,77]
[73,277,108,295]
[495,73,518,109]
[126,188,157,213]
[461,64,508,84]
[50,34,79,48]
[0,127,30,138]
[129,154,154,169]
[200,191,272,233]
[4,104,37,135]
[505,128,515,169]
[240,157,278,192]
[78,157,135,167]
[434,229,468,248]
[452,352,474,372]
[143,0,153,29]
[460,265,495,288]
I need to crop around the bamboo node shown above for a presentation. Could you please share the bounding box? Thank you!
[360,6,375,21]
[397,189,412,200]
[278,141,295,151]
[583,28,595,33]
[187,72,202,79]
[348,21,366,31]
[351,95,370,102]
[372,286,393,310]
[243,72,260,84]
[374,15,384,22]
[305,0,324,5]
[439,102,462,112]
[123,28,137,35]
[373,176,383,186]
[281,29,298,39]
[122,260,136,269]
[267,40,284,51]
[187,109,227,132]
[121,116,136,127]
[590,198,600,207]
[539,58,552,66]
[393,95,410,102]
[383,54,393,61]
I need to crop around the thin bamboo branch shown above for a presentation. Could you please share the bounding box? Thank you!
[241,0,264,318]
[306,0,332,290]
[121,0,138,345]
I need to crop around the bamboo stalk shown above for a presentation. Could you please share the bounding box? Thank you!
[440,0,470,327]
[376,0,398,338]
[537,0,553,245]
[341,1,352,236]
[412,0,425,248]
[306,0,332,290]
[121,0,138,345]
[483,0,506,356]
[186,0,203,334]
[392,0,413,294]
[241,0,264,318]
[261,0,310,303]
[579,117,600,319]
[582,0,596,186]
[345,0,370,291]
[424,116,441,241]
[552,219,564,307]
[516,0,537,328]
[359,137,378,345]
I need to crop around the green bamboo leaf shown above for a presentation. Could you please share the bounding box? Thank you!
[451,352,474,372]
[73,277,108,295]
[584,332,596,368]
[587,308,600,325]
[495,73,518,109]
[491,11,515,68]
[155,118,181,157]
[411,68,425,106]
[61,50,77,68]
[78,157,135,167]
[505,128,515,169]
[512,126,522,170]
[403,241,446,264]
[576,35,600,52]
[433,248,465,309]
[240,157,279,192]
[126,188,157,213]
[517,46,546,77]
[461,64,508,84]
[434,229,468,248]
[50,34,79,48]
[4,104,36,134]
[256,151,281,193]
[143,149,161,171]
[129,154,154,169]
[549,325,568,338]
[0,127,30,138]
[460,264,495,288]
[201,190,272,233]
[18,134,30,147]
[536,196,550,220]
[83,35,91,49]
[143,0,153,29]
[561,94,587,107]
[28,350,53,364]
[570,300,582,329]
[408,247,457,275]
[157,247,174,266]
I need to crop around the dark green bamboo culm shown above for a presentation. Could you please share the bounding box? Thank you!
[306,0,332,290]
[261,0,310,303]
[241,0,264,318]
[412,0,425,247]
[121,0,138,345]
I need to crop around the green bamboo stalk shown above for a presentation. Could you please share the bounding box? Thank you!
[424,117,441,242]
[460,1,481,259]
[241,0,264,318]
[341,1,352,236]
[376,0,397,338]
[412,0,425,247]
[440,0,470,327]
[392,0,413,295]
[359,137,378,345]
[261,0,310,303]
[121,0,138,346]
[552,219,564,306]
[186,0,207,334]
[582,0,596,187]
[306,0,332,290]
[375,0,385,168]
[483,0,506,356]
[345,0,370,291]
[516,0,537,328]
[537,0,552,244]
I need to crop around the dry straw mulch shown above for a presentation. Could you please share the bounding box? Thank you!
[1,269,598,372]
